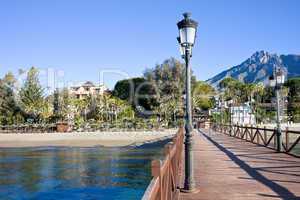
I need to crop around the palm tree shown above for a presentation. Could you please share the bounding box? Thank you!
[192,81,215,111]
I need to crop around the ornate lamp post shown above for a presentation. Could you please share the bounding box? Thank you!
[269,67,285,152]
[228,99,234,136]
[177,12,198,192]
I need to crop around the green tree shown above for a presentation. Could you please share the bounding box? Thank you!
[285,77,300,122]
[53,88,60,119]
[0,73,21,125]
[219,77,244,103]
[94,94,134,122]
[54,88,72,121]
[193,81,215,111]
[143,58,196,120]
[71,96,90,121]
[19,67,46,122]
[113,77,156,110]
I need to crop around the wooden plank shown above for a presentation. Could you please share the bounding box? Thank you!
[179,129,300,200]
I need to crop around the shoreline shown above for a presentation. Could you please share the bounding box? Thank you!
[0,130,177,148]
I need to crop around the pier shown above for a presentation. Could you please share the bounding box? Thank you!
[143,125,300,200]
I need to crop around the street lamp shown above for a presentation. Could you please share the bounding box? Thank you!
[269,67,285,152]
[228,99,234,136]
[177,12,198,193]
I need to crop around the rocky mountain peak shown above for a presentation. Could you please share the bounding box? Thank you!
[207,51,300,87]
[250,50,271,64]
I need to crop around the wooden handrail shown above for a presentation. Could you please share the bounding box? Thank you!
[142,127,184,200]
[211,123,300,157]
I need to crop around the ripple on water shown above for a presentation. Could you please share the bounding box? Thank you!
[0,140,169,200]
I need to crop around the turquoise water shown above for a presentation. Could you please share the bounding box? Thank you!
[0,141,169,200]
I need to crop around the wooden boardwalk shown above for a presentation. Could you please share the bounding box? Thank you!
[179,129,300,200]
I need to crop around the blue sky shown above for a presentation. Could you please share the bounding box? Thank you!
[0,0,299,89]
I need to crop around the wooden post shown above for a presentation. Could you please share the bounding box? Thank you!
[151,160,162,199]
[234,124,236,137]
[172,136,177,143]
[285,127,289,151]
[164,143,173,156]
[257,126,260,144]
[151,160,161,177]
[250,125,253,142]
[264,126,268,145]
[274,127,277,149]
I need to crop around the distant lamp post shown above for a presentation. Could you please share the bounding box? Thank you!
[228,99,234,136]
[177,12,198,193]
[215,96,223,125]
[214,96,220,124]
[269,67,285,152]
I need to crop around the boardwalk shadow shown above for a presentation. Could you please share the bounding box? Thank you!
[200,130,300,200]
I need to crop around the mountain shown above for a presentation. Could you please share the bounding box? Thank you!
[207,51,300,87]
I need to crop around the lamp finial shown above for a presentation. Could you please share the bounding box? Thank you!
[183,12,191,19]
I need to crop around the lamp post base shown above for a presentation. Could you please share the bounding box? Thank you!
[276,129,282,152]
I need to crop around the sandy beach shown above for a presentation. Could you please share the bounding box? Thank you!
[0,130,177,147]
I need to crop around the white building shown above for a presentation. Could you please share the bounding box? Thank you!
[230,103,256,125]
[211,98,256,125]
[69,81,108,99]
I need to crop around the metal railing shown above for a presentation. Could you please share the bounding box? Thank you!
[142,127,184,200]
[212,124,300,157]
[0,124,56,133]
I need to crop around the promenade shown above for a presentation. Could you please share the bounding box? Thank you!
[179,129,300,200]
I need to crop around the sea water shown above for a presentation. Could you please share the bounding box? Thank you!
[0,140,169,200]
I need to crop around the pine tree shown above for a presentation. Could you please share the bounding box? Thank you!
[19,67,45,122]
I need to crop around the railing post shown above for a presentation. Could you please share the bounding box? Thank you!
[257,126,260,144]
[151,160,162,199]
[151,160,161,177]
[274,127,277,149]
[285,127,289,151]
[264,126,267,145]
[164,143,173,156]
[163,145,172,200]
[250,125,253,142]
[234,125,237,137]
[222,124,225,134]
